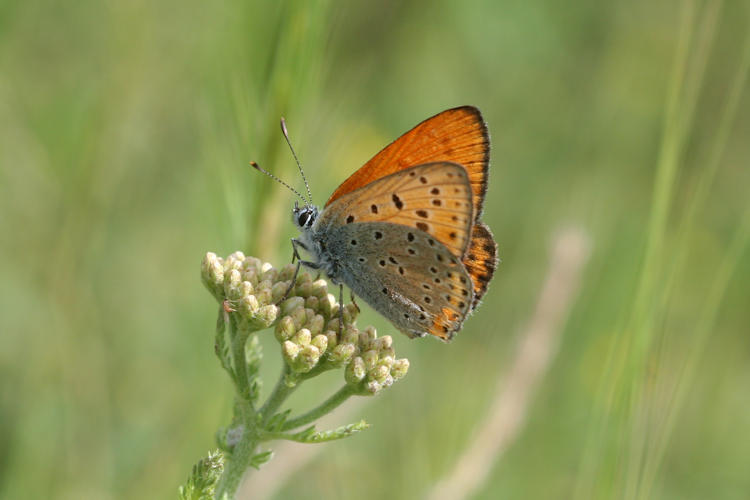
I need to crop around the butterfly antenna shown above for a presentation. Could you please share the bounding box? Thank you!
[280,117,313,204]
[249,161,306,203]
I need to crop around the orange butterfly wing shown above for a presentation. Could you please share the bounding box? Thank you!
[317,162,476,341]
[326,106,490,218]
[463,222,497,309]
[320,162,474,257]
[325,106,498,322]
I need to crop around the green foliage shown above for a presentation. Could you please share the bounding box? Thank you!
[179,451,225,500]
[248,450,274,471]
[244,335,263,406]
[283,421,371,444]
[214,314,234,381]
[264,409,292,433]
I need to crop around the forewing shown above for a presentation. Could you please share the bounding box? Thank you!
[319,162,474,257]
[326,106,490,218]
[327,221,474,341]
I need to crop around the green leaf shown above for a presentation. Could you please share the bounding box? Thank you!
[245,335,263,404]
[265,420,370,443]
[214,309,233,379]
[249,450,274,470]
[178,450,224,500]
[215,427,228,451]
[265,409,291,432]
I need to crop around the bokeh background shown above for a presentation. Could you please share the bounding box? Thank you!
[2,0,749,498]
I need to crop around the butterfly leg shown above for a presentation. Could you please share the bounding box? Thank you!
[276,239,319,305]
[275,260,300,306]
[338,284,344,339]
[349,290,360,313]
[290,238,320,270]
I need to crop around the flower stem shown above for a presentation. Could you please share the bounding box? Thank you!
[260,362,296,424]
[214,314,263,499]
[282,385,357,431]
[214,403,259,499]
[228,315,254,408]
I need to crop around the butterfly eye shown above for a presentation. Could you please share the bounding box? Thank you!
[298,210,314,227]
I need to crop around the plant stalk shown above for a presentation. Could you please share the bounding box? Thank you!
[214,401,259,499]
[282,385,356,431]
[260,362,296,424]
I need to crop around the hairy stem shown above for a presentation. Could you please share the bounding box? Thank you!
[282,385,357,431]
[214,401,259,499]
[260,362,296,425]
[231,323,253,406]
[215,315,262,498]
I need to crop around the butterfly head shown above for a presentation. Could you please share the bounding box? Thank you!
[292,202,319,230]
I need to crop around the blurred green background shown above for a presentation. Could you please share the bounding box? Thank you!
[1,0,749,498]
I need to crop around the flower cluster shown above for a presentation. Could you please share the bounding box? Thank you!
[344,327,410,395]
[201,251,409,394]
[201,251,282,330]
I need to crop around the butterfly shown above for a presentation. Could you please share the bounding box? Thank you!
[256,106,497,341]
